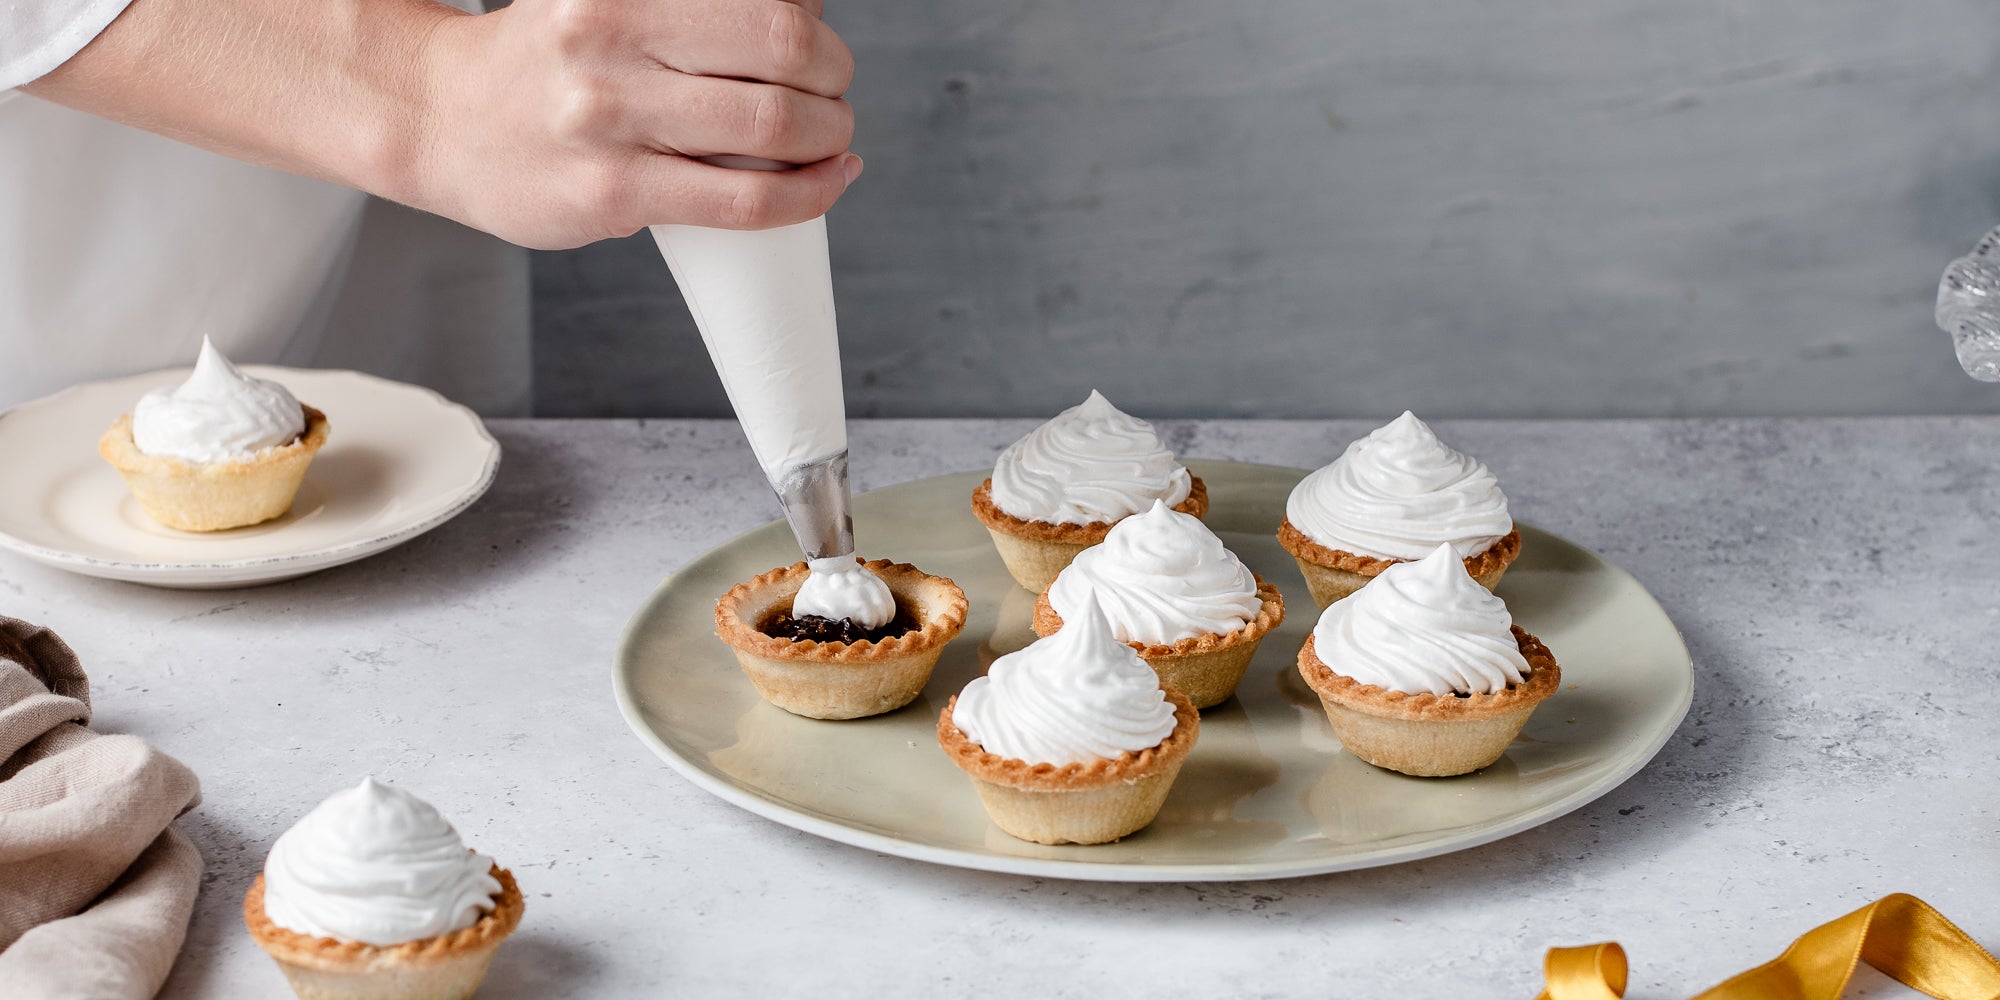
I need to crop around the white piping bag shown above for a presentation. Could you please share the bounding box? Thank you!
[649,156,854,559]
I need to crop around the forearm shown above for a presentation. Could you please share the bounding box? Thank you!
[26,0,458,204]
[21,0,860,248]
[25,0,461,211]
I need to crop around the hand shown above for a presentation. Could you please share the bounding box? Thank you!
[410,0,862,249]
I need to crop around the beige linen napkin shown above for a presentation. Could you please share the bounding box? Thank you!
[0,616,202,999]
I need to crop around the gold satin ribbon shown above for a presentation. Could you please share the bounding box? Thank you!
[1536,894,2000,1000]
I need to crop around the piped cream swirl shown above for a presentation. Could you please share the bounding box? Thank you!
[263,777,502,946]
[1047,499,1259,644]
[989,390,1191,525]
[133,337,305,463]
[1285,411,1511,561]
[1311,545,1531,695]
[952,596,1177,765]
[791,556,896,629]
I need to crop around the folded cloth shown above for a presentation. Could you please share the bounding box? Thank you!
[0,616,202,999]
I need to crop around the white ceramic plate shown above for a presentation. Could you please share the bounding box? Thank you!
[614,461,1693,882]
[0,367,499,588]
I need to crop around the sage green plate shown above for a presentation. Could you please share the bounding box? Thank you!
[613,461,1693,882]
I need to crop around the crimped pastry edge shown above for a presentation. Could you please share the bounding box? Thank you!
[1276,519,1521,580]
[100,404,329,478]
[1297,626,1562,722]
[970,477,1209,544]
[936,688,1200,792]
[243,864,523,971]
[713,559,969,663]
[1031,576,1286,659]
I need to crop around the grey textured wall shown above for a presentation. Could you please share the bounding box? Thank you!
[532,0,2000,418]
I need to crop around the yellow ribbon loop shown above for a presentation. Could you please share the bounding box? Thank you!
[1532,893,2000,1000]
[1538,942,1628,1000]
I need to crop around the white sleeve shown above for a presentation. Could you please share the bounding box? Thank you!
[0,0,138,91]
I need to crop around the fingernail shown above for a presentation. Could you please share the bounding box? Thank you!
[842,154,864,187]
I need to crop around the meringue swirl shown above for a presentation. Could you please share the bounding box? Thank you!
[133,337,306,463]
[1311,544,1532,695]
[952,596,1177,765]
[989,390,1192,525]
[263,777,502,946]
[791,556,896,629]
[1285,411,1511,561]
[1047,499,1259,644]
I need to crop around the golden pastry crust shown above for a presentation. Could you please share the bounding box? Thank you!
[936,688,1199,792]
[99,404,330,532]
[1296,626,1561,722]
[1029,575,1284,710]
[715,559,968,720]
[100,404,327,478]
[1277,518,1521,580]
[242,865,523,972]
[713,559,969,664]
[1030,576,1285,658]
[970,476,1209,545]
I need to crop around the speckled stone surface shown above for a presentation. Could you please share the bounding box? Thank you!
[3,419,1995,998]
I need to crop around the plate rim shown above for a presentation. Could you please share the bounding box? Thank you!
[0,366,501,576]
[612,462,1694,882]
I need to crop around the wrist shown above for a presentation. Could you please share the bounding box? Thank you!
[352,0,469,212]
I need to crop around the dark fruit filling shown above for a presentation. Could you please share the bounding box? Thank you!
[760,606,920,644]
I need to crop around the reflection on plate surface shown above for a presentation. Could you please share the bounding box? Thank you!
[614,461,1693,882]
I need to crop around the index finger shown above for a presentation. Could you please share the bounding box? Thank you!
[652,0,853,100]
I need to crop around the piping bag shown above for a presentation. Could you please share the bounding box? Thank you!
[649,156,853,562]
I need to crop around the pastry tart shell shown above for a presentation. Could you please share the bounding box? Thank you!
[243,865,522,1000]
[971,477,1208,593]
[1030,577,1285,710]
[1296,626,1560,777]
[99,405,329,532]
[714,559,968,720]
[937,688,1199,845]
[1277,519,1520,610]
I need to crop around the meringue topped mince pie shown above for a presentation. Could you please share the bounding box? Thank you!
[1297,545,1560,777]
[245,777,523,1000]
[715,557,967,720]
[99,337,329,532]
[972,390,1207,592]
[1279,411,1519,609]
[1033,500,1284,710]
[940,595,1198,845]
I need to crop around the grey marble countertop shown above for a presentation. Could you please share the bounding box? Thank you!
[5,418,1995,999]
